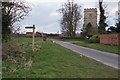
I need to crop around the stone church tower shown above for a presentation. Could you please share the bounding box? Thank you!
[83,8,98,34]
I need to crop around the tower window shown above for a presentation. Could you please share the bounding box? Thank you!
[89,14,92,18]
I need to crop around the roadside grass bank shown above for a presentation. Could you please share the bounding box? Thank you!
[51,38,84,42]
[0,62,1,79]
[2,38,118,78]
[53,38,119,54]
[73,42,119,54]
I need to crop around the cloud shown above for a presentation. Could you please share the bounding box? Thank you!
[111,7,118,14]
[25,0,119,3]
[50,12,59,17]
[15,24,58,34]
[35,23,60,34]
[17,1,119,34]
[25,0,66,3]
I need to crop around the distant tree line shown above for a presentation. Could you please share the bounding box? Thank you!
[47,34,59,37]
[107,22,120,33]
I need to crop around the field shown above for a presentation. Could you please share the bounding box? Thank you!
[2,38,118,78]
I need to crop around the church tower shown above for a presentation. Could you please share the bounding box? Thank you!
[83,8,98,34]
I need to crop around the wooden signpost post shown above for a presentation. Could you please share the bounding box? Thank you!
[25,25,35,52]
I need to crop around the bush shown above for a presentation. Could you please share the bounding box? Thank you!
[88,35,100,43]
[42,35,47,41]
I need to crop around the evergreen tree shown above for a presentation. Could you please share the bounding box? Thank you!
[115,21,120,33]
[98,0,108,34]
[81,22,93,39]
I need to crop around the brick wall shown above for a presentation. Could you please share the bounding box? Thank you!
[99,33,120,46]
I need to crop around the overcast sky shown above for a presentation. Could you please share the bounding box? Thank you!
[15,0,119,34]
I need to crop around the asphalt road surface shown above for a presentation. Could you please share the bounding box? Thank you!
[51,39,119,69]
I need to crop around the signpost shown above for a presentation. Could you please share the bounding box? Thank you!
[25,25,35,52]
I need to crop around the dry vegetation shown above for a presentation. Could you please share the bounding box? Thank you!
[2,38,43,74]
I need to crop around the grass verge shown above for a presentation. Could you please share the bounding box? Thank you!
[53,38,83,42]
[2,38,118,78]
[74,42,119,54]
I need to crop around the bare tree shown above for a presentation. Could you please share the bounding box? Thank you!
[13,26,21,34]
[1,1,31,41]
[59,0,82,37]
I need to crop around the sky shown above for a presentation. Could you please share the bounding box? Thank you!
[15,0,120,34]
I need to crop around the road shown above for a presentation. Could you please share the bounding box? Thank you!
[51,39,119,69]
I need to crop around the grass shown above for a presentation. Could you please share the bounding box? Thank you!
[2,38,118,78]
[54,38,84,42]
[0,62,1,79]
[74,42,119,54]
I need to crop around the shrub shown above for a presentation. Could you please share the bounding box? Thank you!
[88,35,100,43]
[42,35,47,41]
